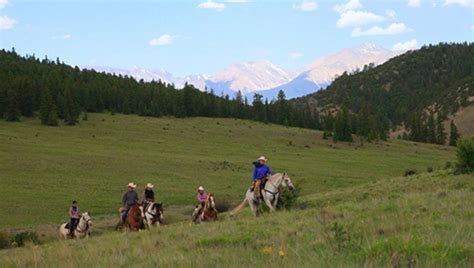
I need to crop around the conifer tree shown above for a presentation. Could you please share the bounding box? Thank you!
[449,120,460,146]
[63,88,79,125]
[435,116,446,145]
[4,89,20,122]
[427,114,436,144]
[40,87,58,126]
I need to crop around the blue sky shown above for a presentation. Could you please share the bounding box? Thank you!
[0,0,473,76]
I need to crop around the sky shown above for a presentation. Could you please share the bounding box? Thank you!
[0,0,473,76]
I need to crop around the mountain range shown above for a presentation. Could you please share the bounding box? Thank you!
[82,43,401,100]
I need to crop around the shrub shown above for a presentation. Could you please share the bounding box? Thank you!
[404,169,416,176]
[456,137,474,174]
[0,232,10,249]
[426,166,433,173]
[277,182,301,210]
[11,232,41,247]
[444,161,452,169]
[215,197,231,212]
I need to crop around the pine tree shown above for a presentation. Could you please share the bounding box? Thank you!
[4,89,20,122]
[449,120,460,146]
[435,116,446,145]
[333,107,352,142]
[40,87,58,126]
[426,114,436,144]
[63,88,79,125]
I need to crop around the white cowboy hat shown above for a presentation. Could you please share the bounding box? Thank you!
[257,156,267,161]
[146,183,154,189]
[127,182,137,188]
[197,186,205,191]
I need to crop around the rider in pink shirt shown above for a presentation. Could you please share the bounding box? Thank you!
[193,186,208,223]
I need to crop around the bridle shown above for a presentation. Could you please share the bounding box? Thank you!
[75,216,91,233]
[146,204,163,223]
[263,173,287,202]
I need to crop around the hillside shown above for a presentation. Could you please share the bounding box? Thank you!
[1,170,472,266]
[293,43,474,139]
[0,114,455,229]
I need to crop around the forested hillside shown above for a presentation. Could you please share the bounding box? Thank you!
[0,49,319,128]
[293,42,474,144]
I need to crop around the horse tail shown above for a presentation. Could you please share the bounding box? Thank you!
[230,198,248,216]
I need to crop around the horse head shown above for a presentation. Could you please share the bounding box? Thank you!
[152,203,164,222]
[81,212,93,227]
[207,194,216,210]
[281,173,295,190]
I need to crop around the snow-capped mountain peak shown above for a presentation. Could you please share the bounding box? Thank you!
[209,60,291,94]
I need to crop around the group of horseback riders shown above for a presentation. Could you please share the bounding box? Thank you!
[65,156,274,235]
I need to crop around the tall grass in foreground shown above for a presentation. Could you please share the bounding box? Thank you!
[1,172,472,267]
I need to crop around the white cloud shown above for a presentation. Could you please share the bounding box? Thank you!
[0,0,8,9]
[0,16,16,30]
[289,51,303,59]
[53,34,72,40]
[333,0,362,14]
[392,39,418,51]
[407,0,421,7]
[385,9,396,18]
[149,34,178,46]
[444,0,474,8]
[197,1,226,11]
[293,1,318,12]
[226,0,248,2]
[336,10,385,28]
[471,24,474,30]
[352,23,412,37]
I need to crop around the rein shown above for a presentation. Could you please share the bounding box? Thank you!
[75,217,90,233]
[263,173,286,202]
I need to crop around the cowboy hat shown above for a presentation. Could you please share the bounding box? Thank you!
[127,182,137,188]
[146,183,154,189]
[197,186,205,191]
[257,156,267,161]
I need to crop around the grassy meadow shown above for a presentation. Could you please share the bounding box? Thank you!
[0,171,472,266]
[1,113,472,266]
[0,113,455,228]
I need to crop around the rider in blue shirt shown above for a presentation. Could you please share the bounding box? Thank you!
[252,156,272,199]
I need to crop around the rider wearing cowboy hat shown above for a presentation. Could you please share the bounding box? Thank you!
[121,182,138,225]
[193,186,208,223]
[142,183,155,211]
[252,156,272,199]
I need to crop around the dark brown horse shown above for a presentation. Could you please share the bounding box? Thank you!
[201,193,218,223]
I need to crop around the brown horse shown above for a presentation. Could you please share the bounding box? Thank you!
[201,193,218,223]
[126,204,143,231]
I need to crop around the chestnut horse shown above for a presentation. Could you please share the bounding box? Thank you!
[193,193,218,224]
[126,204,143,231]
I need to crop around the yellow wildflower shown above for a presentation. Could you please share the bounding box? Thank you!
[262,246,273,254]
[279,249,285,257]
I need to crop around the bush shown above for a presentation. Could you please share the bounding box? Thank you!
[0,232,10,249]
[277,182,301,210]
[11,232,41,247]
[445,161,452,169]
[456,137,474,174]
[426,166,433,173]
[404,169,416,176]
[215,197,231,212]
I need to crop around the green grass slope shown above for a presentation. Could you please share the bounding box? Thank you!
[1,171,472,267]
[0,113,455,229]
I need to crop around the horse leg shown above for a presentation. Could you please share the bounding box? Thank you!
[248,198,258,217]
[264,195,276,212]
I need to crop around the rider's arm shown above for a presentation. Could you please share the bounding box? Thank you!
[267,166,273,176]
[122,193,127,208]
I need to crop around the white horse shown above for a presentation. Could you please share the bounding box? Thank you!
[142,202,164,228]
[231,173,294,217]
[59,212,92,239]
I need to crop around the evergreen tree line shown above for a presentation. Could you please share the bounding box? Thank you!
[0,49,320,129]
[293,42,473,145]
